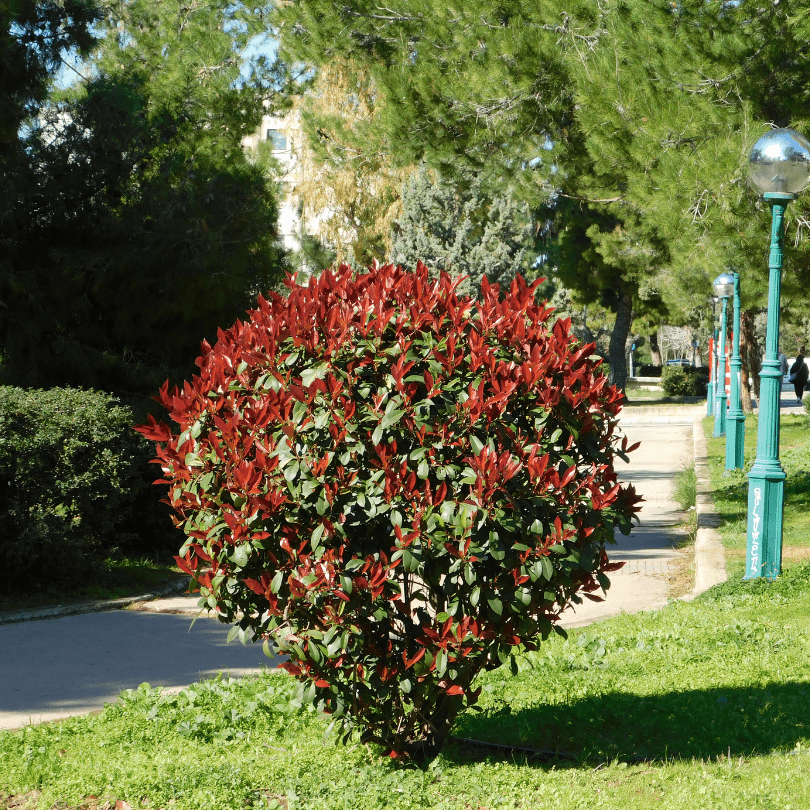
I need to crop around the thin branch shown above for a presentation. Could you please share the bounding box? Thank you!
[558,193,625,204]
[59,56,90,82]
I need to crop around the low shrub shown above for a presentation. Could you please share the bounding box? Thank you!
[661,365,707,396]
[137,263,642,760]
[637,364,662,377]
[0,387,174,593]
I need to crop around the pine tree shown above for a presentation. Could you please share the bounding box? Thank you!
[0,0,98,155]
[273,0,810,390]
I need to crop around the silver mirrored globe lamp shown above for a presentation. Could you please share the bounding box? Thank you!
[712,273,734,300]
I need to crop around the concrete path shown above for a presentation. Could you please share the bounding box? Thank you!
[0,404,726,731]
[559,404,724,627]
[752,385,810,416]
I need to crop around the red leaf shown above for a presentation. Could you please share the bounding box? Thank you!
[560,464,577,487]
[446,685,464,696]
[403,647,426,668]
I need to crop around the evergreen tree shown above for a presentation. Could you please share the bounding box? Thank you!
[272,0,670,387]
[0,0,98,155]
[560,0,810,391]
[273,0,810,390]
[0,0,288,398]
[391,166,537,297]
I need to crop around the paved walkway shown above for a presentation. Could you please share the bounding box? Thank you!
[0,404,726,731]
[559,404,722,627]
[752,385,809,416]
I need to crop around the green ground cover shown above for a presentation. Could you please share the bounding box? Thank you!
[704,414,810,575]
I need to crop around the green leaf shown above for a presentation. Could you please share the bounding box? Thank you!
[470,435,484,455]
[434,649,447,677]
[270,570,284,594]
[311,522,325,546]
[301,364,328,387]
[440,501,455,522]
[402,549,419,572]
[463,563,476,586]
[380,408,405,430]
[231,545,248,568]
[487,597,503,616]
[371,424,384,445]
[417,459,429,480]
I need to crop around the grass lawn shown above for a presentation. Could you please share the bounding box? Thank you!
[2,569,810,809]
[3,417,810,809]
[704,413,810,576]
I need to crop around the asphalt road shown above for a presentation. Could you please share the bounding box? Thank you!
[0,609,281,730]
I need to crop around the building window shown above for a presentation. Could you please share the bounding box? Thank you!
[266,129,287,150]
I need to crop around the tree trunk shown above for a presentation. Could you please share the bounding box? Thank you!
[649,331,662,366]
[739,307,760,413]
[608,293,633,392]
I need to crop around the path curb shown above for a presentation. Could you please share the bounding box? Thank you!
[0,580,189,626]
[689,415,728,597]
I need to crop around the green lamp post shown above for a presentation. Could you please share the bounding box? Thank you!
[707,297,717,417]
[712,274,733,438]
[726,272,745,470]
[745,128,810,580]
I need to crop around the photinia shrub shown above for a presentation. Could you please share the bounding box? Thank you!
[136,262,641,760]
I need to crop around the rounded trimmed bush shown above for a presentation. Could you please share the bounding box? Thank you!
[0,386,161,593]
[661,365,707,397]
[137,263,641,759]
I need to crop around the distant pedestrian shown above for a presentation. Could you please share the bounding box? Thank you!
[789,349,809,403]
[779,350,788,378]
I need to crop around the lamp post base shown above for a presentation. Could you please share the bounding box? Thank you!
[725,411,745,469]
[713,392,727,437]
[744,469,785,580]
